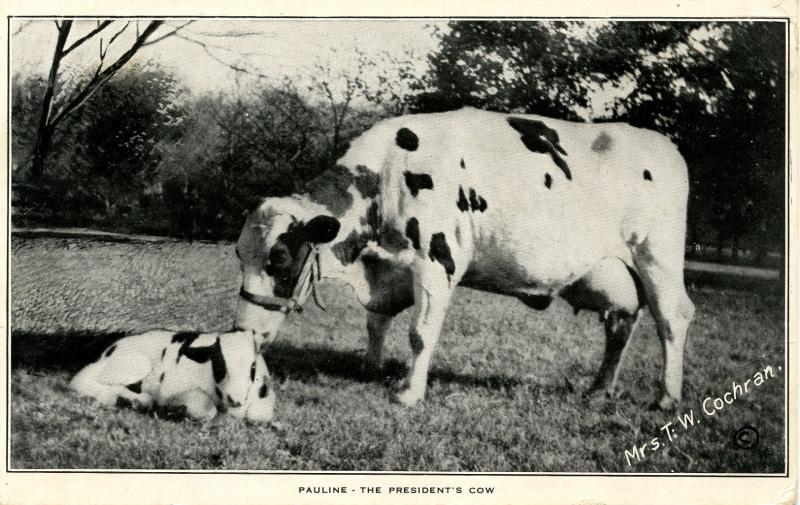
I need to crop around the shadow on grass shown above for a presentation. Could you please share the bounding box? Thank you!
[12,330,531,394]
[12,329,126,374]
[266,340,526,393]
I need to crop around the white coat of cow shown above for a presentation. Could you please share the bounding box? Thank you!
[234,107,695,410]
[70,329,276,422]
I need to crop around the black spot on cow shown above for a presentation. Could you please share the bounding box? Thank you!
[469,189,487,212]
[353,165,381,199]
[461,187,488,213]
[161,348,167,360]
[403,171,433,196]
[468,188,480,212]
[159,372,165,383]
[250,361,256,382]
[396,127,419,151]
[591,131,612,152]
[125,381,142,394]
[460,158,466,169]
[331,230,367,265]
[405,218,421,250]
[643,170,653,181]
[428,233,456,281]
[258,383,269,399]
[506,117,572,180]
[457,186,470,212]
[303,164,355,216]
[545,173,552,189]
[104,345,116,358]
[215,387,223,399]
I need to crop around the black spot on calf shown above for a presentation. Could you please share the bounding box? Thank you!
[258,383,269,399]
[405,218,421,250]
[161,348,167,360]
[250,361,256,382]
[428,233,456,281]
[403,171,433,196]
[459,158,466,169]
[506,117,572,180]
[125,381,142,394]
[159,372,165,383]
[457,186,469,212]
[396,127,419,151]
[643,170,653,181]
[545,173,552,189]
[171,331,200,345]
[477,196,487,212]
[104,345,116,358]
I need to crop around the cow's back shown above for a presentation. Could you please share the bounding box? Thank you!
[339,108,689,293]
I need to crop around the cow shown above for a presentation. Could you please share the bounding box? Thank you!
[70,329,276,422]
[234,107,695,410]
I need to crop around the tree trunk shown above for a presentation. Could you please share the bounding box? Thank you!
[30,21,72,180]
[31,124,55,179]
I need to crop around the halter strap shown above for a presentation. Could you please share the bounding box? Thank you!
[238,244,324,315]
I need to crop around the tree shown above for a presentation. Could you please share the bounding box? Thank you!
[417,21,605,119]
[29,19,192,179]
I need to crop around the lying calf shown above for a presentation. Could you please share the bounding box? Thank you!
[70,329,275,422]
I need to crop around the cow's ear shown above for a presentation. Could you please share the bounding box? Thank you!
[300,215,340,244]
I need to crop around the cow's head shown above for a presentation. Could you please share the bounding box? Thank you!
[234,202,340,344]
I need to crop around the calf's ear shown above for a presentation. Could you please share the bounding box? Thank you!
[300,215,340,244]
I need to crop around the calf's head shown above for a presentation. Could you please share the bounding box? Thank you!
[234,204,340,344]
[185,331,277,422]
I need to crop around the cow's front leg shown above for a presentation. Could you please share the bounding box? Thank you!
[395,256,455,406]
[363,311,393,374]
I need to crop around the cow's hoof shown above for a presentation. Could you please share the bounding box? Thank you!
[392,388,423,407]
[648,394,680,411]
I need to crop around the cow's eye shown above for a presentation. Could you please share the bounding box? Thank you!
[250,361,256,382]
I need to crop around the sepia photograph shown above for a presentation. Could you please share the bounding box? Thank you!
[6,15,790,480]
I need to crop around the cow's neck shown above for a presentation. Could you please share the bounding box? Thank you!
[298,165,384,305]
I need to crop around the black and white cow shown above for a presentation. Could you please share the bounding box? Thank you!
[234,107,695,410]
[70,329,276,422]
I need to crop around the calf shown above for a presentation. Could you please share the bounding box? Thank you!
[70,329,275,422]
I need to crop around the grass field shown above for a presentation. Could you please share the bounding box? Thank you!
[9,236,786,472]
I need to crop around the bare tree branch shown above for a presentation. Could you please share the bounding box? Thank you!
[142,21,194,47]
[62,20,114,57]
[12,20,34,37]
[49,21,164,128]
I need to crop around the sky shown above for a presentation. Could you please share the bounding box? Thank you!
[11,19,445,96]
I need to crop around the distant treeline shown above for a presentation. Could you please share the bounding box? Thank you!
[11,21,785,265]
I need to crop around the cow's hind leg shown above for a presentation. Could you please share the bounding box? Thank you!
[394,256,456,406]
[586,310,640,397]
[634,242,695,410]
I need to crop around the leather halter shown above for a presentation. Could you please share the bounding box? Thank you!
[238,244,325,315]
